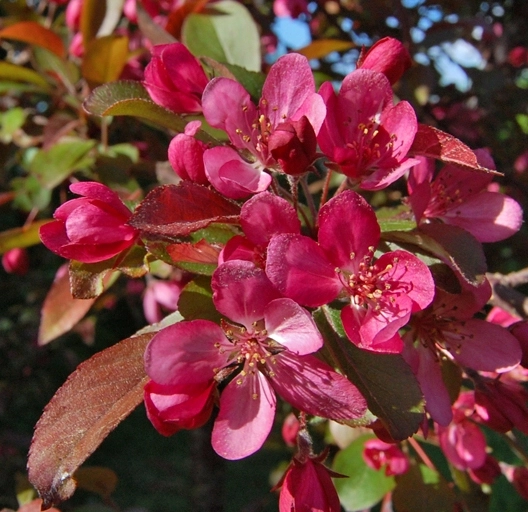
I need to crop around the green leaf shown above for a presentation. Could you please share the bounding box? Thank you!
[0,61,51,89]
[333,434,395,511]
[0,107,27,143]
[28,139,97,189]
[33,46,80,92]
[0,220,50,253]
[515,113,528,134]
[183,0,261,72]
[314,306,424,440]
[83,81,218,144]
[392,464,457,512]
[178,275,221,323]
[11,175,53,211]
[375,204,416,233]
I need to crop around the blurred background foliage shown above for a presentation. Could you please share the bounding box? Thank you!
[1,0,527,510]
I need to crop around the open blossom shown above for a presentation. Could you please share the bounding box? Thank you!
[144,261,366,460]
[317,68,419,190]
[403,283,522,425]
[407,150,523,242]
[39,182,139,263]
[143,43,209,113]
[266,190,435,353]
[202,53,326,175]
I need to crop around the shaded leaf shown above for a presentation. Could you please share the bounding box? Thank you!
[80,0,107,46]
[315,306,424,440]
[0,21,65,57]
[33,47,80,91]
[0,61,51,89]
[74,467,118,499]
[27,333,154,509]
[83,81,217,143]
[81,35,129,85]
[392,464,457,512]
[93,0,125,38]
[38,264,96,346]
[178,275,221,323]
[136,2,177,44]
[183,0,261,71]
[375,204,416,233]
[383,224,487,287]
[0,220,50,253]
[129,182,240,240]
[297,39,355,60]
[410,124,500,175]
[333,434,395,511]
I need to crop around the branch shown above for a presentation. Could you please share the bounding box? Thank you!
[487,269,528,319]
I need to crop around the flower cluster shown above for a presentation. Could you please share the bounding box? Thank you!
[36,35,526,510]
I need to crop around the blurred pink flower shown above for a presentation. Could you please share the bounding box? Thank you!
[363,438,409,476]
[273,0,309,18]
[2,248,29,275]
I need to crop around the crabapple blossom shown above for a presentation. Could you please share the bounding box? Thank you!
[202,53,325,175]
[363,438,409,476]
[39,182,139,263]
[403,283,522,425]
[266,189,435,353]
[145,261,366,459]
[2,247,29,275]
[407,150,523,242]
[317,69,419,189]
[219,192,301,266]
[143,43,209,113]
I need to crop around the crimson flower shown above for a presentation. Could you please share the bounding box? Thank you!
[407,151,523,242]
[266,190,435,353]
[202,53,326,175]
[363,438,409,476]
[317,69,419,190]
[2,247,29,275]
[39,182,139,263]
[143,43,209,114]
[144,261,366,460]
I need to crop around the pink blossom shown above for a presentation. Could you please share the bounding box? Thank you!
[486,306,521,327]
[404,284,522,425]
[317,69,419,190]
[39,182,139,263]
[219,192,301,266]
[510,321,528,368]
[203,146,272,199]
[473,376,528,434]
[363,438,409,476]
[437,392,487,470]
[143,43,209,114]
[282,412,301,447]
[143,275,187,324]
[168,121,209,185]
[144,380,215,436]
[273,0,309,18]
[2,248,29,275]
[144,261,366,459]
[202,53,326,174]
[276,452,342,512]
[266,190,435,353]
[356,37,412,85]
[407,151,523,242]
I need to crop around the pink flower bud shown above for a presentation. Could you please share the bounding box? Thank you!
[356,37,413,85]
[281,412,300,447]
[168,121,208,185]
[2,248,29,275]
[39,182,139,263]
[143,43,209,114]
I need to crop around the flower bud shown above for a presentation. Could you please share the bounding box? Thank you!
[2,248,29,275]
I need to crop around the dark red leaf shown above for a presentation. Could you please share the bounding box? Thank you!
[28,333,154,509]
[129,182,240,239]
[410,124,500,175]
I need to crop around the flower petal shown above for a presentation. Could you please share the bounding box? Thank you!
[268,351,367,421]
[264,298,323,355]
[212,371,276,460]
